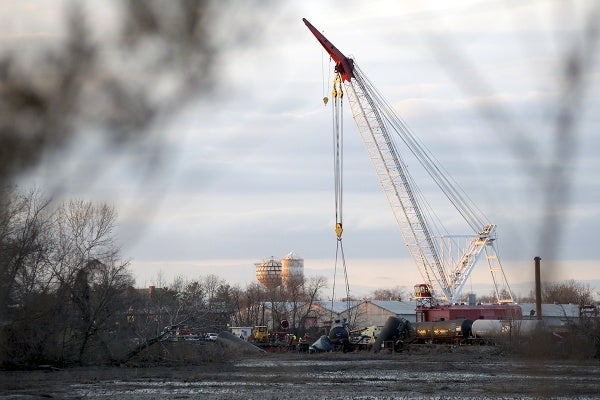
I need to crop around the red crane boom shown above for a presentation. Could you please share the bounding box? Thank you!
[302,18,354,82]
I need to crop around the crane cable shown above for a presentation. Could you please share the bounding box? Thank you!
[329,73,351,315]
[322,47,331,106]
[354,65,488,233]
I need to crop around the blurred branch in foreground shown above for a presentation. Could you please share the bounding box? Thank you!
[0,0,268,196]
[425,2,599,278]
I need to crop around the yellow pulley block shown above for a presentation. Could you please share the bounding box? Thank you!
[335,222,343,240]
[332,74,343,98]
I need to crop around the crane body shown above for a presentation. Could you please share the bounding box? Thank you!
[303,18,514,305]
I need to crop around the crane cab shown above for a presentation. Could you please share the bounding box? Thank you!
[414,283,433,299]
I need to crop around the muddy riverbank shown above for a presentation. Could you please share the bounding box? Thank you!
[2,346,600,399]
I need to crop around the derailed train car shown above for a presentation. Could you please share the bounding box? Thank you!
[413,319,473,344]
[371,317,473,350]
[371,317,413,352]
[471,319,545,339]
[315,317,472,352]
[311,316,547,352]
[310,319,351,352]
[412,318,546,344]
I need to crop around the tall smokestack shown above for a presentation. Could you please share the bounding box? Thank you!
[534,256,542,320]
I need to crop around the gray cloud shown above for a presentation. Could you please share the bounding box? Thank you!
[11,1,600,294]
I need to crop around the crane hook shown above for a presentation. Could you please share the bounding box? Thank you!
[323,96,329,105]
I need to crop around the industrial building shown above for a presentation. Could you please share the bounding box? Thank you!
[257,300,591,333]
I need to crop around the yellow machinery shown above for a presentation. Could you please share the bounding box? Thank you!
[253,326,269,343]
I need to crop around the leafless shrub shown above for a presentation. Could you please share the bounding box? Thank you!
[125,341,229,366]
[499,318,600,360]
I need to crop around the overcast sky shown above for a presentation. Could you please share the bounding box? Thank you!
[6,0,600,298]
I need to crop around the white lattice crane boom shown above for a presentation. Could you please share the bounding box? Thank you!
[303,18,514,304]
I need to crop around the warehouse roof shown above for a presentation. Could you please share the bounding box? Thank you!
[518,303,580,318]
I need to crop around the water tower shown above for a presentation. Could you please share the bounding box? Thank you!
[255,257,282,289]
[281,251,304,287]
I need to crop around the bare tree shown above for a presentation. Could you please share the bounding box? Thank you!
[0,190,62,367]
[121,283,179,363]
[543,279,594,306]
[369,286,406,301]
[49,200,133,364]
[180,279,207,309]
[282,276,305,332]
[476,288,513,305]
[344,301,368,331]
[0,0,275,366]
[0,191,135,367]
[295,276,327,335]
[231,282,265,327]
[214,282,239,311]
[0,189,53,312]
[203,274,224,308]
[122,274,237,363]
